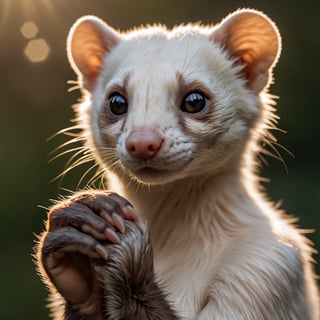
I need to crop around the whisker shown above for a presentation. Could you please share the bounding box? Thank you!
[49,137,85,156]
[58,187,75,195]
[62,148,91,168]
[49,146,85,163]
[67,80,78,85]
[58,156,93,180]
[87,167,106,188]
[261,139,289,174]
[67,79,81,93]
[269,141,294,158]
[50,151,93,184]
[47,125,84,141]
[68,85,82,92]
[76,162,100,189]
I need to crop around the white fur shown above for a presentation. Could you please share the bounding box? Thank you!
[68,9,319,319]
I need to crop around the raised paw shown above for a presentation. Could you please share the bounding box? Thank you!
[36,190,140,316]
[47,191,139,257]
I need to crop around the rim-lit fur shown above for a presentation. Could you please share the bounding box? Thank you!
[36,9,319,320]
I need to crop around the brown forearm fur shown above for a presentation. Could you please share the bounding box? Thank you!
[95,221,179,320]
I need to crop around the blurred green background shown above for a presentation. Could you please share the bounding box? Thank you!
[0,0,319,318]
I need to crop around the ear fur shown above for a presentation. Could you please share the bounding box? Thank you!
[67,16,120,91]
[212,9,281,93]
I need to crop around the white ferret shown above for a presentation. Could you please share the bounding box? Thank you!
[36,9,319,320]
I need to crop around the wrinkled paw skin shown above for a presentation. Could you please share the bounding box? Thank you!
[35,190,140,318]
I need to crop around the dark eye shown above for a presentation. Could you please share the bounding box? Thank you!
[108,93,128,115]
[181,91,207,114]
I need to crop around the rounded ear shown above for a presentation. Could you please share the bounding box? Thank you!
[67,16,120,92]
[211,9,281,93]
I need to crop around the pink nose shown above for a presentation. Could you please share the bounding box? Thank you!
[126,130,163,160]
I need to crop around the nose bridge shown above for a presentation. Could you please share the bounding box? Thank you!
[128,76,165,131]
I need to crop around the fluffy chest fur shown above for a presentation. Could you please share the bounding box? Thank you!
[112,174,281,318]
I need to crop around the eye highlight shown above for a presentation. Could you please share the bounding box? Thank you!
[108,93,128,115]
[181,91,208,114]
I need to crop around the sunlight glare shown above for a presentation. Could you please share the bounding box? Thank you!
[24,39,50,63]
[20,21,39,39]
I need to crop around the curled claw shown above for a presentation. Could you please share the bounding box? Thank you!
[81,223,106,240]
[99,209,113,224]
[100,210,125,233]
[122,205,140,222]
[112,213,125,233]
[104,228,120,244]
[95,244,108,260]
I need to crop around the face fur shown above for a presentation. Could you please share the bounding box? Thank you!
[68,10,280,185]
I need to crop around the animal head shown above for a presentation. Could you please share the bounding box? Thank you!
[67,9,281,185]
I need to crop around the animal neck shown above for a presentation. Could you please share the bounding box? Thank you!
[107,168,262,247]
